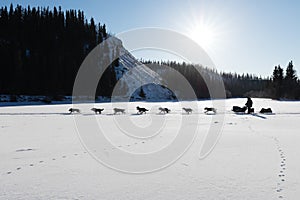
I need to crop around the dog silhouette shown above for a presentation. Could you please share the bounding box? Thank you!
[69,108,80,114]
[113,108,125,114]
[136,106,148,114]
[159,107,171,114]
[182,107,193,114]
[91,108,104,114]
[204,107,216,114]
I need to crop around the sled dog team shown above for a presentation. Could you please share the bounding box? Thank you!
[69,98,273,115]
[69,106,272,115]
[69,106,218,115]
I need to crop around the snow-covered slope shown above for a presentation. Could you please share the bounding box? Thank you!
[114,52,176,101]
[0,98,300,199]
[104,37,176,101]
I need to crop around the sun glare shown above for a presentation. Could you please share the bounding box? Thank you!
[179,2,229,53]
[187,23,218,50]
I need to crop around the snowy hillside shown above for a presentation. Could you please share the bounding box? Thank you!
[0,98,300,199]
[114,51,176,101]
[101,36,176,101]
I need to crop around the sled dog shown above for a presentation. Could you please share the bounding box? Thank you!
[182,107,193,114]
[204,107,217,114]
[91,108,104,114]
[69,108,80,114]
[159,107,171,114]
[136,106,149,114]
[113,108,125,114]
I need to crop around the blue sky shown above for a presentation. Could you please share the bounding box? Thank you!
[1,0,299,77]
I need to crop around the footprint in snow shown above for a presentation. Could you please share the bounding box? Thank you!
[16,148,34,152]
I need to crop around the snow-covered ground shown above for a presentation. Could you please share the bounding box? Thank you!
[0,98,299,200]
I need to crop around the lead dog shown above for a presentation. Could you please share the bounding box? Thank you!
[91,108,104,114]
[182,107,193,114]
[159,107,171,114]
[113,108,125,114]
[204,107,216,114]
[136,106,148,114]
[69,108,80,114]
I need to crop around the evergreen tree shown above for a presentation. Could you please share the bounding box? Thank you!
[285,61,297,82]
[284,61,298,98]
[272,65,284,99]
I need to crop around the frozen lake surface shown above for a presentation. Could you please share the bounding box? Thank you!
[0,98,299,200]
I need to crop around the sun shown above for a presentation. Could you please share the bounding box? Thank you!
[187,22,218,50]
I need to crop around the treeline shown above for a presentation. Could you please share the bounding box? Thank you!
[0,5,299,101]
[222,67,299,100]
[142,60,212,99]
[221,72,270,98]
[0,4,117,97]
[141,60,300,100]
